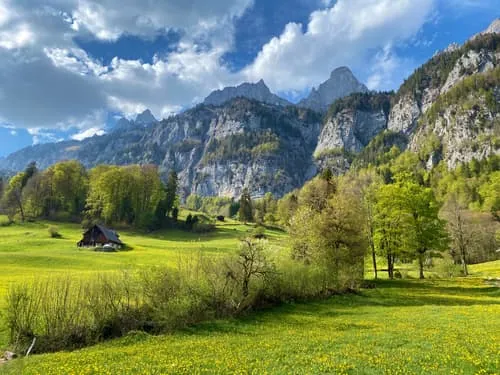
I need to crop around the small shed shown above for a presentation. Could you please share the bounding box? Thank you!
[77,224,123,249]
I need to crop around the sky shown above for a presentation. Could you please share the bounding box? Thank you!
[0,0,498,157]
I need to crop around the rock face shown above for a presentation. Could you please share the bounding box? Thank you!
[388,31,500,135]
[135,109,158,125]
[440,49,500,94]
[0,99,321,198]
[410,82,500,170]
[203,80,290,107]
[298,67,368,112]
[313,93,392,173]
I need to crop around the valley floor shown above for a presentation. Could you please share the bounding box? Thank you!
[2,268,499,375]
[0,219,498,374]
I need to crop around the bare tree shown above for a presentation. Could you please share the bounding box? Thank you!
[442,195,476,276]
[226,239,274,298]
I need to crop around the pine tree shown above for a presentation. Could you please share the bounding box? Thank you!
[238,188,253,223]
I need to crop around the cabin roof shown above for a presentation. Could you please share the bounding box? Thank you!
[87,224,123,245]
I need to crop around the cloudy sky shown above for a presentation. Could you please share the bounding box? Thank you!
[0,0,498,156]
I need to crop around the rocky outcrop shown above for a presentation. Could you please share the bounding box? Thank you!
[389,31,500,134]
[313,92,392,173]
[410,94,499,169]
[298,67,368,113]
[441,49,500,94]
[316,109,387,155]
[471,18,500,40]
[203,80,290,107]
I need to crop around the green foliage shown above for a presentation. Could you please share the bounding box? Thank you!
[327,92,393,119]
[47,226,61,239]
[373,177,448,279]
[288,179,367,290]
[185,194,238,217]
[202,131,280,164]
[85,165,164,228]
[479,171,500,220]
[238,188,253,223]
[350,131,408,169]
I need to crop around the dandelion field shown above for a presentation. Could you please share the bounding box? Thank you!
[0,218,499,374]
[1,272,499,374]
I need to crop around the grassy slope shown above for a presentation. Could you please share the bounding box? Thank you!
[0,217,499,374]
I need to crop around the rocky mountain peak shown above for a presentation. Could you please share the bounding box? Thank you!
[135,109,157,125]
[298,66,368,113]
[330,66,353,78]
[484,18,500,35]
[203,80,290,107]
[471,18,500,40]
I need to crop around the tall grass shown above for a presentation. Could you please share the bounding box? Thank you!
[6,240,363,354]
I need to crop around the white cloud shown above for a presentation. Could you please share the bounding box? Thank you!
[243,0,435,93]
[27,127,64,144]
[72,0,253,41]
[0,0,251,130]
[71,127,105,141]
[0,0,446,139]
[0,22,35,49]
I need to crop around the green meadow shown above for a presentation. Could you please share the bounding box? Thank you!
[0,217,499,374]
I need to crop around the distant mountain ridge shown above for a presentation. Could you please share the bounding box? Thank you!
[203,80,291,107]
[1,19,499,199]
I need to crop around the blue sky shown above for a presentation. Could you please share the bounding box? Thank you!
[0,0,498,157]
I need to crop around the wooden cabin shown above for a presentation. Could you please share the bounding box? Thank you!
[77,224,123,249]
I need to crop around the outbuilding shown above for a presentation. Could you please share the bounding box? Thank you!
[77,224,123,249]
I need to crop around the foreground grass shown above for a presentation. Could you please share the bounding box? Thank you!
[0,218,285,349]
[2,274,499,375]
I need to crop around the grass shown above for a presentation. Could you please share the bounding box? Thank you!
[0,216,499,374]
[0,216,286,350]
[1,276,499,374]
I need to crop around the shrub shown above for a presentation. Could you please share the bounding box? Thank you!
[48,226,61,238]
[192,222,216,234]
[6,239,359,354]
[251,226,266,239]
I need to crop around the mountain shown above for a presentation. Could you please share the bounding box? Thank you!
[1,20,499,198]
[471,18,500,40]
[203,80,291,107]
[135,109,158,125]
[114,109,158,132]
[298,67,369,112]
[0,98,322,198]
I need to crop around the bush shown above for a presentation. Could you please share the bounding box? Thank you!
[48,226,61,238]
[251,226,266,239]
[436,262,464,278]
[192,222,216,234]
[6,239,360,354]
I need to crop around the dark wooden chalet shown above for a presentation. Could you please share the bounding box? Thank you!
[77,225,123,249]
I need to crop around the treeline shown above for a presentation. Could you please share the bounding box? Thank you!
[223,151,499,276]
[0,161,179,230]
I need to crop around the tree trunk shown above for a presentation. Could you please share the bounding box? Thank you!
[418,254,425,280]
[460,250,468,276]
[16,195,25,223]
[387,254,394,279]
[371,241,378,280]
